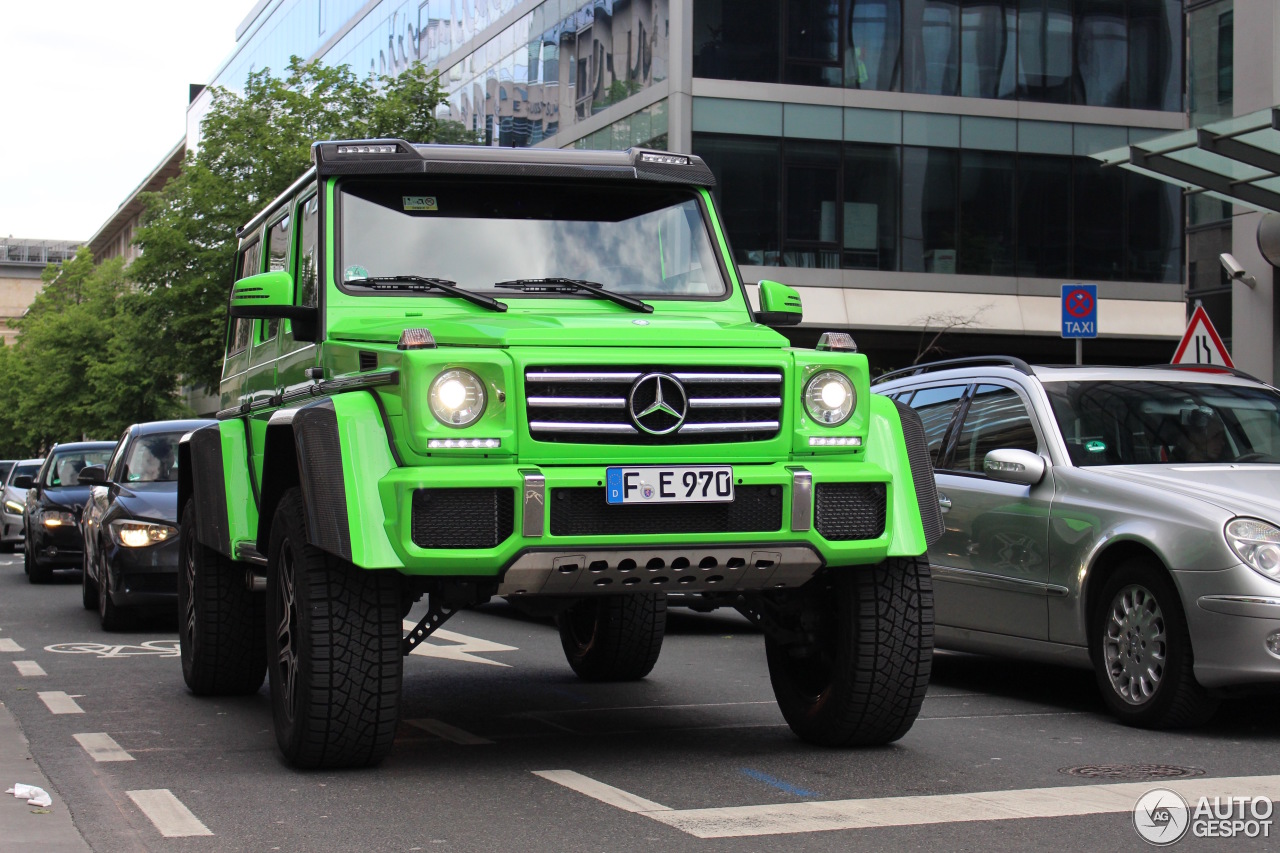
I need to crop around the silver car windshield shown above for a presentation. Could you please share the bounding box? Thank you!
[339,180,726,299]
[1046,380,1280,466]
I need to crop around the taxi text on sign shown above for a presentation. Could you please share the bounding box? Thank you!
[1171,304,1234,368]
[1061,284,1098,339]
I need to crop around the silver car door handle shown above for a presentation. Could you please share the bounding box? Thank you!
[938,494,952,512]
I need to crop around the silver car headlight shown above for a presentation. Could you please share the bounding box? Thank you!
[4,499,23,514]
[804,370,854,427]
[429,368,486,427]
[1225,518,1280,578]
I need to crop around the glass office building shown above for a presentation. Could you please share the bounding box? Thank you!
[193,0,1190,368]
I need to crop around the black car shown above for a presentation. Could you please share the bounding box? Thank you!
[79,420,214,629]
[20,442,115,583]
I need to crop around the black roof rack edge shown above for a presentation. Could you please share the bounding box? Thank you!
[873,356,1034,385]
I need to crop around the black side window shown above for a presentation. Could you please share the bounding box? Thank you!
[905,384,967,466]
[107,430,131,482]
[298,193,319,308]
[951,384,1038,473]
[229,237,262,355]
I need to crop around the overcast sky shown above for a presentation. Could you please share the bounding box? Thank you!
[0,2,248,241]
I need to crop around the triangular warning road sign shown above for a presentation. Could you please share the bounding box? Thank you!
[1171,304,1233,368]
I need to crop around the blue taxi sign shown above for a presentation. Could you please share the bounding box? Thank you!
[1062,284,1098,339]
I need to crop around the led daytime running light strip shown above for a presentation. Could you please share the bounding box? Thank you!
[808,436,862,447]
[427,438,501,449]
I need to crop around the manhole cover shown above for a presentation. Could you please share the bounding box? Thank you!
[1060,764,1206,780]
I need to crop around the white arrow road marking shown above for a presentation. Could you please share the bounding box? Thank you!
[0,638,24,652]
[534,771,1280,839]
[38,691,84,714]
[127,790,213,838]
[401,621,517,667]
[74,732,134,762]
[13,660,45,676]
[405,718,495,745]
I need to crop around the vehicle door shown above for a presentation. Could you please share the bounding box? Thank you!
[221,233,263,413]
[275,187,319,396]
[86,429,131,571]
[245,208,294,481]
[932,382,1052,640]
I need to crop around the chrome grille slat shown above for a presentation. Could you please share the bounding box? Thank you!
[525,365,783,444]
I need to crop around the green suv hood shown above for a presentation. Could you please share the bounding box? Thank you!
[329,310,788,348]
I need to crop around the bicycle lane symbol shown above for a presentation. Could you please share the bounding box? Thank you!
[45,640,180,658]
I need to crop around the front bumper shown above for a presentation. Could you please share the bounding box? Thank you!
[108,537,180,608]
[1,509,22,544]
[371,460,906,585]
[31,522,84,567]
[1177,564,1280,690]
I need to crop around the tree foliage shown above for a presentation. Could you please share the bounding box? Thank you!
[131,58,457,390]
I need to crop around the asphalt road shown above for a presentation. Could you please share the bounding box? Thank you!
[3,554,1279,852]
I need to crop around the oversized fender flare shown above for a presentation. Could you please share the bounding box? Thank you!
[257,399,353,562]
[863,395,944,557]
[178,424,232,556]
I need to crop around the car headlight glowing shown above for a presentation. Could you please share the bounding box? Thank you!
[41,511,77,528]
[110,521,178,548]
[429,368,486,427]
[5,499,23,514]
[804,370,854,427]
[1226,518,1280,578]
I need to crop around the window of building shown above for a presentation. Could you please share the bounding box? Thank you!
[1126,172,1181,283]
[847,0,901,90]
[904,0,961,95]
[843,143,899,270]
[786,0,842,85]
[958,151,1016,275]
[692,0,781,82]
[1072,157,1125,281]
[692,134,781,265]
[1076,0,1127,107]
[960,0,1018,99]
[784,142,842,268]
[1015,154,1071,278]
[1188,0,1233,124]
[901,146,959,274]
[1017,0,1073,103]
[1128,0,1181,111]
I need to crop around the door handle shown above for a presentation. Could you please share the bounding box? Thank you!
[937,494,952,512]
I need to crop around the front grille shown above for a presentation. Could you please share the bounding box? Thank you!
[549,486,783,536]
[526,366,782,444]
[411,488,514,549]
[814,483,886,541]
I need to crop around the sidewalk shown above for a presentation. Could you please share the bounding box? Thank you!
[0,700,91,852]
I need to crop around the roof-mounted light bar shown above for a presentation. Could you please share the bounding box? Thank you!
[337,143,399,155]
[638,151,690,166]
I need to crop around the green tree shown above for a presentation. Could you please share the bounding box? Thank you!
[131,57,455,390]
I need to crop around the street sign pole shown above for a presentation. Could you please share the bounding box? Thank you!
[1076,338,1082,366]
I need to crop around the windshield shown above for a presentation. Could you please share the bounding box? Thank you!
[10,463,39,485]
[44,450,112,487]
[339,180,727,299]
[1046,380,1280,466]
[123,433,183,483]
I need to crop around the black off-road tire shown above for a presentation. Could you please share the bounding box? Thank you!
[178,501,266,695]
[1090,560,1218,729]
[98,555,133,632]
[766,557,934,747]
[557,593,666,681]
[81,551,98,610]
[267,488,403,769]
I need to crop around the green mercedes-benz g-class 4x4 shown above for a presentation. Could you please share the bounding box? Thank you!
[177,139,942,769]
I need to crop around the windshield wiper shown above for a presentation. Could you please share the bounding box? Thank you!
[347,276,507,312]
[493,278,653,314]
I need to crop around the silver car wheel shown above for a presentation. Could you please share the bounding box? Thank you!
[1103,584,1167,706]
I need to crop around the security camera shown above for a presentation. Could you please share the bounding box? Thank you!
[1220,253,1258,288]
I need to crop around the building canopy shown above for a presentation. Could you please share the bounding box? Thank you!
[1095,106,1280,214]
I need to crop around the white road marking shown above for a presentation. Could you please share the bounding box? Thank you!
[401,621,517,667]
[127,789,213,838]
[0,638,24,652]
[406,718,495,745]
[13,660,45,676]
[533,770,673,814]
[74,732,134,762]
[535,771,1280,839]
[37,691,84,714]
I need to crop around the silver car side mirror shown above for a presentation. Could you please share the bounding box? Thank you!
[983,448,1046,485]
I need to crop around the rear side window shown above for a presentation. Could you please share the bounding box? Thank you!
[904,385,966,466]
[229,237,262,355]
[951,385,1038,473]
[298,193,319,308]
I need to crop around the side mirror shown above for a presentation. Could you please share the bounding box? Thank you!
[756,280,803,327]
[983,449,1047,486]
[229,270,318,340]
[12,475,33,490]
[78,465,108,486]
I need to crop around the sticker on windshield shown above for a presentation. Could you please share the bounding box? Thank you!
[403,195,438,211]
[1085,440,1107,453]
[344,264,369,281]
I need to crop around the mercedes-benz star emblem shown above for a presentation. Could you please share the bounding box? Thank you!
[628,373,688,435]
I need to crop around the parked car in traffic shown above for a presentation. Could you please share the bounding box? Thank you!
[875,358,1280,728]
[80,420,214,629]
[2,458,42,553]
[18,442,115,583]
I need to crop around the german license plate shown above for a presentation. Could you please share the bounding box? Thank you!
[605,466,735,505]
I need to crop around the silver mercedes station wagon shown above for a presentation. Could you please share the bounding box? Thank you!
[875,358,1280,728]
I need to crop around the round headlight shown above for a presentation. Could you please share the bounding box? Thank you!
[429,368,486,427]
[1226,517,1280,578]
[804,370,854,427]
